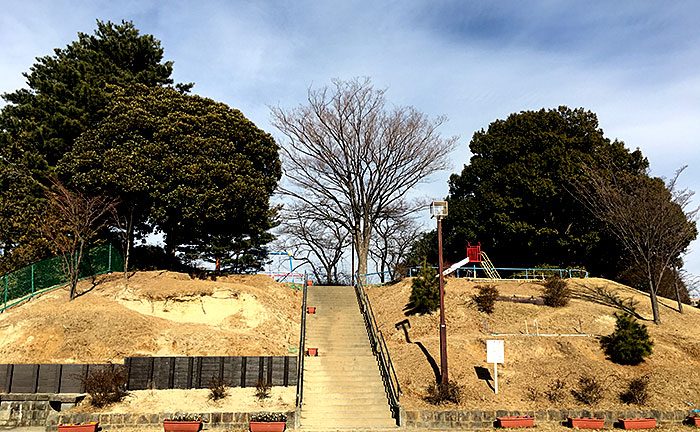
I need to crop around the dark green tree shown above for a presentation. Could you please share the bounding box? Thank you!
[434,107,648,277]
[61,84,281,271]
[600,313,653,365]
[0,20,182,272]
[409,260,442,314]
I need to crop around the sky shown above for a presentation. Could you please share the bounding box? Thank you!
[1,0,699,281]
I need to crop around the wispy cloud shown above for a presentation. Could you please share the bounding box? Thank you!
[1,0,698,272]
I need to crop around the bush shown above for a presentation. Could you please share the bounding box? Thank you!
[472,284,499,314]
[600,313,653,365]
[541,277,571,307]
[571,375,604,405]
[525,386,540,401]
[207,376,229,401]
[255,380,271,401]
[620,375,650,405]
[424,380,462,405]
[409,260,441,314]
[80,365,128,407]
[544,379,567,403]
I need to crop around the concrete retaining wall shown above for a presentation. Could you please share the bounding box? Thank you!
[401,408,696,429]
[0,393,84,428]
[46,410,296,431]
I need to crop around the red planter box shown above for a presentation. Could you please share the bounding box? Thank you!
[688,416,700,426]
[619,418,656,430]
[306,347,318,356]
[58,423,99,432]
[307,306,316,314]
[568,417,605,429]
[497,416,534,428]
[162,420,202,432]
[250,422,286,432]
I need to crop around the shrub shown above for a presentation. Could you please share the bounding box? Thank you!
[620,375,650,405]
[571,375,604,405]
[472,284,499,314]
[167,413,203,422]
[409,260,441,314]
[544,379,567,403]
[255,380,271,401]
[250,412,287,422]
[80,365,128,407]
[207,376,229,401]
[600,313,653,365]
[525,386,540,401]
[424,380,462,405]
[541,277,571,307]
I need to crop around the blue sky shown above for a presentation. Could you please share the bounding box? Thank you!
[1,1,699,280]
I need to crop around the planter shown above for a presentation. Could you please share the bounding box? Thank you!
[306,347,318,356]
[568,417,605,429]
[687,416,700,426]
[163,420,203,432]
[58,423,99,432]
[497,416,534,428]
[250,421,286,432]
[307,306,316,314]
[619,418,656,430]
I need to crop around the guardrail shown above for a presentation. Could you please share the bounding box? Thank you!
[354,272,401,423]
[408,266,589,279]
[295,273,308,416]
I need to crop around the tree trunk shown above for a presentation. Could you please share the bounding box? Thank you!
[356,230,371,285]
[673,266,683,313]
[648,284,661,324]
[123,209,134,289]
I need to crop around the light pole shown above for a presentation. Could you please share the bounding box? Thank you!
[430,201,448,386]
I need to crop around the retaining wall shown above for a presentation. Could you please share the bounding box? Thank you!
[401,408,696,429]
[0,393,84,428]
[45,410,296,431]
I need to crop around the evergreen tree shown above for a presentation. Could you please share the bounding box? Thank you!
[409,260,442,314]
[600,313,654,365]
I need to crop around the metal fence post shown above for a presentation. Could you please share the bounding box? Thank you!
[3,275,7,310]
[31,264,35,295]
[108,244,112,272]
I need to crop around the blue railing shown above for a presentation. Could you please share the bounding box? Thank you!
[408,266,588,279]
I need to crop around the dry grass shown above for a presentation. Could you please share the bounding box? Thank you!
[0,271,302,363]
[367,277,700,411]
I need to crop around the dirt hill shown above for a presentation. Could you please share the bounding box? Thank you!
[366,277,700,411]
[0,271,302,363]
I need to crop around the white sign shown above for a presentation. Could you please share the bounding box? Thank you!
[487,340,504,364]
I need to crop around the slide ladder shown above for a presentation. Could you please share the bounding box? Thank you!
[480,252,501,280]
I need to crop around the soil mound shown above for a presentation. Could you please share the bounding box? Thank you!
[0,271,301,363]
[367,277,700,411]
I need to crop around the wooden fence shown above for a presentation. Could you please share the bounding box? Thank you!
[0,356,297,394]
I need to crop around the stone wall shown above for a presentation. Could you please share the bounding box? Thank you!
[46,410,296,431]
[0,393,84,428]
[400,408,695,429]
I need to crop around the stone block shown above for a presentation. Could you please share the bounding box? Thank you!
[458,411,471,422]
[211,412,222,424]
[235,412,248,423]
[221,412,233,423]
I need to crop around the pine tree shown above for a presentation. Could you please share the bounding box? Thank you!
[409,260,442,314]
[600,313,653,365]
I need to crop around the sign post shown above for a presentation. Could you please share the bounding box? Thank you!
[486,339,504,394]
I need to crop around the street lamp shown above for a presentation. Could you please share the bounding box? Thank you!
[430,201,449,386]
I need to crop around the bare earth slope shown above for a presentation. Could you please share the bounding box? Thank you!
[0,271,301,363]
[366,277,700,411]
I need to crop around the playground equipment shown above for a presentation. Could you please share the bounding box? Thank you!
[443,242,502,280]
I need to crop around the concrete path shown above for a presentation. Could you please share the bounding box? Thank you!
[300,286,396,430]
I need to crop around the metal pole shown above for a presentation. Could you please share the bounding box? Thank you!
[108,244,112,272]
[31,264,35,294]
[437,217,448,386]
[351,234,355,286]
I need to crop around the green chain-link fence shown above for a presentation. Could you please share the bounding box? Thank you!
[1,244,123,312]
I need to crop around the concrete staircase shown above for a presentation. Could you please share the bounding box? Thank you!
[300,286,396,429]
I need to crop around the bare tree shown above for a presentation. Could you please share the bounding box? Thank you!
[280,204,350,284]
[271,77,456,281]
[110,206,135,289]
[370,211,423,282]
[574,165,698,323]
[42,179,118,300]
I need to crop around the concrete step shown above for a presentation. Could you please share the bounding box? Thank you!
[300,418,397,428]
[301,393,389,403]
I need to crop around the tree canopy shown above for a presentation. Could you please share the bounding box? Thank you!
[60,84,281,271]
[0,20,279,273]
[417,107,649,279]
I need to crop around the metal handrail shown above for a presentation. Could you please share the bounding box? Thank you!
[354,273,402,419]
[295,273,308,410]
